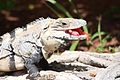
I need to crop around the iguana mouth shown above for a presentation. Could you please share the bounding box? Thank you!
[65,27,88,40]
[58,27,88,52]
[65,28,84,36]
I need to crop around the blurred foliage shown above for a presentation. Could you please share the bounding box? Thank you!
[0,0,118,52]
[46,0,72,17]
[83,17,111,52]
[0,0,15,11]
[103,7,120,21]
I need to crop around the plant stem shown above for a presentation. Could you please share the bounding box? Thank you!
[98,16,102,43]
[45,3,62,18]
[69,40,79,51]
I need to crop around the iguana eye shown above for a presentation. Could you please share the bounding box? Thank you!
[62,22,67,25]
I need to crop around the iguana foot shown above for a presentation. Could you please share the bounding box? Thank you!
[26,72,41,80]
[26,73,56,80]
[36,74,55,80]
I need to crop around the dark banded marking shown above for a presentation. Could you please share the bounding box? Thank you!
[9,54,17,71]
[0,37,2,46]
[9,29,15,38]
[22,26,27,31]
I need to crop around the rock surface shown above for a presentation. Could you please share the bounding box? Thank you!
[0,51,120,80]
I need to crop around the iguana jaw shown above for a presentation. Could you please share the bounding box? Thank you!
[64,27,87,40]
[53,27,88,40]
[41,18,88,59]
[52,18,88,40]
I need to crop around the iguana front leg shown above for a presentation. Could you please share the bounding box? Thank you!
[24,52,50,79]
[24,54,41,79]
[16,41,49,79]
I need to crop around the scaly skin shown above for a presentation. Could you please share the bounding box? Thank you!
[95,62,120,80]
[0,18,87,79]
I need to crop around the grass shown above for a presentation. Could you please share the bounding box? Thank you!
[69,40,79,51]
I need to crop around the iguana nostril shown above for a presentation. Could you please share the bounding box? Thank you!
[62,22,67,25]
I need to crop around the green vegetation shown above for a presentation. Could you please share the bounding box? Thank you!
[0,0,15,11]
[79,17,111,52]
[47,0,74,18]
[93,19,109,52]
[69,40,79,51]
[0,0,116,52]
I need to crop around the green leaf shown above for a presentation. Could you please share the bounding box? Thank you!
[68,0,72,2]
[0,0,15,10]
[109,46,115,53]
[6,0,15,10]
[45,3,63,17]
[69,40,79,51]
[97,17,102,42]
[48,0,56,4]
[47,0,72,17]
[96,45,105,52]
[91,32,106,40]
[0,2,5,10]
[83,25,89,33]
[101,35,110,45]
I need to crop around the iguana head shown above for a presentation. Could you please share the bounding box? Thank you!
[41,18,88,59]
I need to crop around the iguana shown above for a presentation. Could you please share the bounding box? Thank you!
[0,18,87,79]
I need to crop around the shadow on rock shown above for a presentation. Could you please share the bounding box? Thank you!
[49,61,88,72]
